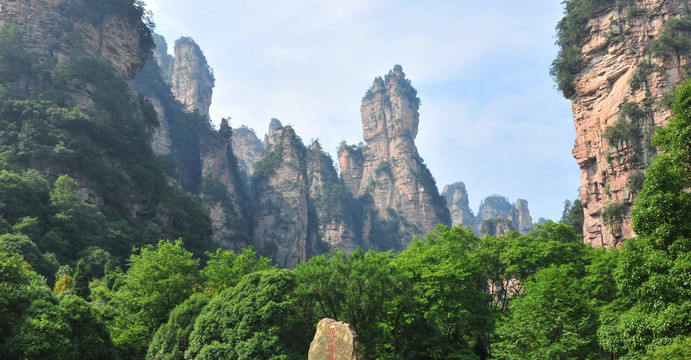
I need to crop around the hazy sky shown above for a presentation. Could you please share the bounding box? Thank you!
[145,0,580,221]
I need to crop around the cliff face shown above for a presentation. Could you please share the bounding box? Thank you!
[200,118,251,250]
[442,182,475,228]
[567,0,690,247]
[338,65,451,249]
[476,195,532,236]
[0,0,149,86]
[251,125,313,268]
[308,141,360,254]
[232,125,266,192]
[171,37,214,120]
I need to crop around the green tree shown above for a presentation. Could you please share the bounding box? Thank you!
[494,265,602,360]
[294,248,401,358]
[561,198,584,235]
[59,295,117,360]
[73,259,91,300]
[393,225,490,359]
[186,270,310,360]
[200,246,272,295]
[109,239,200,359]
[49,175,106,260]
[0,252,53,349]
[146,293,210,360]
[5,299,79,360]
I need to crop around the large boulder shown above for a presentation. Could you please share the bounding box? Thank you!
[308,318,364,360]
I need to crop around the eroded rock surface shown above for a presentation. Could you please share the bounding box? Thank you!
[308,318,364,360]
[171,37,214,119]
[568,0,689,247]
[338,65,450,249]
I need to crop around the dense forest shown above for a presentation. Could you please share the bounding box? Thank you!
[1,0,691,359]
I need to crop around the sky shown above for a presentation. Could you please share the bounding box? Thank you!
[144,0,580,222]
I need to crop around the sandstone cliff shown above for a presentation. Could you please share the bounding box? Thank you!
[476,195,532,236]
[338,65,451,249]
[251,125,314,268]
[0,0,150,89]
[171,37,214,120]
[442,182,475,228]
[231,125,266,194]
[200,118,252,250]
[152,33,174,83]
[308,141,361,254]
[562,0,690,247]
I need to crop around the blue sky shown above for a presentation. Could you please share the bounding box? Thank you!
[145,0,580,221]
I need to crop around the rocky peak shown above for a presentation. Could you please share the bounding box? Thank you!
[252,125,312,268]
[171,36,214,119]
[231,125,265,188]
[264,117,284,147]
[339,65,450,249]
[562,0,690,247]
[152,33,174,82]
[442,182,475,228]
[475,195,532,235]
[307,140,360,254]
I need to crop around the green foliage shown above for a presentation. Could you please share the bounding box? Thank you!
[601,201,629,235]
[146,293,210,360]
[561,198,585,235]
[385,65,421,108]
[645,336,691,359]
[201,247,273,295]
[6,299,79,360]
[362,76,386,102]
[551,0,617,97]
[252,143,283,179]
[374,160,393,178]
[550,47,584,97]
[186,269,310,360]
[603,102,644,149]
[630,59,663,91]
[0,23,31,84]
[110,239,200,359]
[161,187,214,257]
[0,252,53,348]
[494,265,601,360]
[626,169,645,194]
[59,295,117,360]
[294,249,402,357]
[393,226,490,359]
[646,16,691,59]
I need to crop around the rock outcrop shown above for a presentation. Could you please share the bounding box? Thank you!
[338,65,451,249]
[476,195,532,236]
[232,125,266,192]
[152,33,174,83]
[308,318,364,360]
[442,182,475,228]
[565,0,690,247]
[442,182,533,236]
[251,125,313,268]
[0,0,149,84]
[171,37,214,120]
[200,118,251,250]
[308,141,360,254]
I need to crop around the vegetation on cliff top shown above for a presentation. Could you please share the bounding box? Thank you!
[551,0,615,97]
